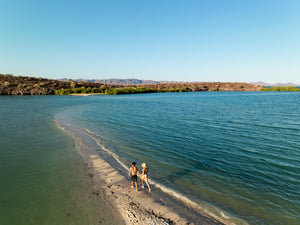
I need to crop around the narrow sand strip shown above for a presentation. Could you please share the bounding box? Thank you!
[88,154,224,225]
[90,154,188,225]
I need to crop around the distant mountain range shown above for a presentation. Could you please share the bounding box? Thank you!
[60,78,164,85]
[251,81,300,87]
[59,79,300,87]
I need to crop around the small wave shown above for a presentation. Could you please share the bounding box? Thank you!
[151,181,248,225]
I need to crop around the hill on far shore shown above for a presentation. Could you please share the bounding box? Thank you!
[1,74,264,95]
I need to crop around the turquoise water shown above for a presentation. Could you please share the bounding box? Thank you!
[0,96,124,225]
[1,92,300,224]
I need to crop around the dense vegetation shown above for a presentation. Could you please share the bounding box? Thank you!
[0,74,110,95]
[1,74,264,95]
[54,86,193,95]
[260,86,300,91]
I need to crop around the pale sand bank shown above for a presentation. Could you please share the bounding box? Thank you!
[88,154,224,225]
[70,93,103,96]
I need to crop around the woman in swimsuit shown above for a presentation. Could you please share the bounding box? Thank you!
[141,162,151,192]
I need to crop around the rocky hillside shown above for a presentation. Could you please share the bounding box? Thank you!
[135,82,263,92]
[0,74,264,95]
[0,74,106,95]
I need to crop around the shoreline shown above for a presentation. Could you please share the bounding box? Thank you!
[70,93,104,96]
[87,153,225,225]
[56,119,229,225]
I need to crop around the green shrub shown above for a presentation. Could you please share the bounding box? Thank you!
[4,81,10,87]
[260,86,300,91]
[54,89,73,95]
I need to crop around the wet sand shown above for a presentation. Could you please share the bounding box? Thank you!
[88,153,225,225]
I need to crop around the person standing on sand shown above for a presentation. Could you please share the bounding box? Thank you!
[128,162,140,191]
[141,162,151,192]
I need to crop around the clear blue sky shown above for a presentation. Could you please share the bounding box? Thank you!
[1,0,299,83]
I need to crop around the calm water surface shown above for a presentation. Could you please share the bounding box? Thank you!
[0,96,124,225]
[1,92,300,225]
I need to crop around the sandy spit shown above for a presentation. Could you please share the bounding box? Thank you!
[88,154,224,225]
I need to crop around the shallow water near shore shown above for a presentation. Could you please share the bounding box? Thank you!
[0,96,124,225]
[1,92,300,225]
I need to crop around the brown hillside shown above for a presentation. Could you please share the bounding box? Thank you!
[0,74,106,95]
[0,74,264,95]
[132,82,263,91]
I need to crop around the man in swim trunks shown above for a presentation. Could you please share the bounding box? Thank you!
[128,162,140,191]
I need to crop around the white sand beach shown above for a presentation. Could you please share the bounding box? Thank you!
[88,154,224,225]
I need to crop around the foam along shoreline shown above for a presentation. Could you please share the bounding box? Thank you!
[88,153,225,225]
[56,119,228,225]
